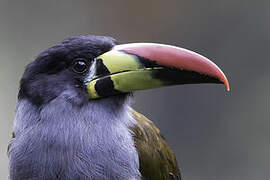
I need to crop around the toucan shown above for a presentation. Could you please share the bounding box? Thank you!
[8,35,229,180]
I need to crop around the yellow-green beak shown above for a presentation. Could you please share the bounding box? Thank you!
[86,43,229,99]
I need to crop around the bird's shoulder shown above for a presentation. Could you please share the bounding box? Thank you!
[130,108,182,180]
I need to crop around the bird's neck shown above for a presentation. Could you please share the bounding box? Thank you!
[9,97,140,180]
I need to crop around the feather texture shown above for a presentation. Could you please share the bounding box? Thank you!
[9,95,140,180]
[131,108,181,180]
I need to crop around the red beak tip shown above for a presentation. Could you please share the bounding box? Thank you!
[224,79,230,91]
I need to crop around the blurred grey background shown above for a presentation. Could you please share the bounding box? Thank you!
[0,0,269,179]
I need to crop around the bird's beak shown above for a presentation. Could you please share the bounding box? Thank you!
[86,43,230,99]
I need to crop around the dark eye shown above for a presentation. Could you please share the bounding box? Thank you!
[72,59,88,73]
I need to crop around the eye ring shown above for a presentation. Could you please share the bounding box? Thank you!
[72,59,88,74]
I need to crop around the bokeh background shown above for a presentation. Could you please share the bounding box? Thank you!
[0,0,269,179]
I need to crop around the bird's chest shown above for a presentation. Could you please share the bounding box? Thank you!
[10,121,140,180]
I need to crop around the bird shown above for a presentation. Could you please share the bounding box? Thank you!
[8,35,229,180]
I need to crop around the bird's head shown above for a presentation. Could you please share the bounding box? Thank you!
[19,35,229,106]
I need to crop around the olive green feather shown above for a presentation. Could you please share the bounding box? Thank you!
[130,108,182,180]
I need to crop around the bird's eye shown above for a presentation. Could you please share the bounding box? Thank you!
[72,59,88,73]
